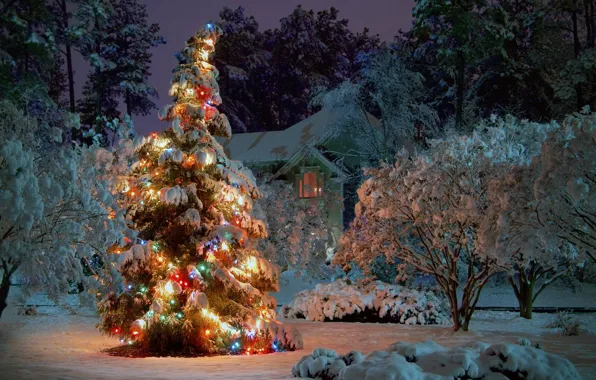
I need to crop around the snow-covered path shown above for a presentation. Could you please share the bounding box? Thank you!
[1,305,595,379]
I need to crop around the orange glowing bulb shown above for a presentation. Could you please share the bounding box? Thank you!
[205,330,210,336]
[157,256,164,263]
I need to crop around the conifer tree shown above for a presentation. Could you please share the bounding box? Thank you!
[97,24,302,355]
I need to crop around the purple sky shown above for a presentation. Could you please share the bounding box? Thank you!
[75,0,415,135]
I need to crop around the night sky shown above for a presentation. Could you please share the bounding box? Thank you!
[74,0,415,135]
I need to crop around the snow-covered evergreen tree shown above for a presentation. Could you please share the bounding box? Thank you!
[96,24,302,355]
[105,0,165,117]
[314,48,439,162]
[412,0,510,129]
[74,0,118,141]
[0,0,63,109]
[214,6,269,133]
[75,0,164,145]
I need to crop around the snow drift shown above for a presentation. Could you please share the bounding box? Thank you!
[281,279,449,324]
[291,339,581,379]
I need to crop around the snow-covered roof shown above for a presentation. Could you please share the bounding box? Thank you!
[220,109,379,163]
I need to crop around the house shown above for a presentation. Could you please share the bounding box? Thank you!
[220,109,381,243]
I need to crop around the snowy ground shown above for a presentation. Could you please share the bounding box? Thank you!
[1,291,595,379]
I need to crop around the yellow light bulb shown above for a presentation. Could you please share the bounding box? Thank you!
[245,256,257,272]
[164,281,174,295]
[155,138,169,148]
[222,242,229,251]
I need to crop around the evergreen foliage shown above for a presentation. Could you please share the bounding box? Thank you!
[96,24,303,355]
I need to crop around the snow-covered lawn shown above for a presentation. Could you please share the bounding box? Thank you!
[1,297,595,379]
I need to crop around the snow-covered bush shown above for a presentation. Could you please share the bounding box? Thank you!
[335,115,576,330]
[336,117,533,330]
[479,111,595,319]
[282,279,449,325]
[254,177,342,279]
[0,100,129,318]
[531,110,595,261]
[292,339,581,379]
[547,311,586,336]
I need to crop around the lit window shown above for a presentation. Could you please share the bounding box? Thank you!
[298,170,322,198]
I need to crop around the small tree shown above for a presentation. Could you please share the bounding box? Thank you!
[479,117,564,319]
[0,100,128,319]
[533,111,595,260]
[255,176,341,279]
[335,116,554,331]
[480,111,595,319]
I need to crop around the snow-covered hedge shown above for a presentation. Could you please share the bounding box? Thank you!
[281,279,449,324]
[291,339,581,379]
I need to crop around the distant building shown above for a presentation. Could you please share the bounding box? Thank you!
[220,109,380,241]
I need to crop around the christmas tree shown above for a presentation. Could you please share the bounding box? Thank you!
[97,23,303,355]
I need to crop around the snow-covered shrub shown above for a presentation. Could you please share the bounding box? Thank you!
[282,279,449,324]
[0,100,129,318]
[579,261,596,283]
[547,312,586,336]
[336,117,535,330]
[292,339,581,379]
[479,111,595,319]
[254,176,342,279]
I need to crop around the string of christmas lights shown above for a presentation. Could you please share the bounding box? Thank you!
[97,23,302,355]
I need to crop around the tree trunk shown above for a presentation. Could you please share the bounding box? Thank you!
[585,0,593,47]
[518,277,535,319]
[572,10,584,110]
[512,266,536,320]
[444,279,463,331]
[66,44,75,113]
[455,51,466,130]
[521,284,534,319]
[125,88,131,116]
[462,314,471,331]
[591,0,595,47]
[448,291,462,331]
[60,0,76,113]
[0,270,11,320]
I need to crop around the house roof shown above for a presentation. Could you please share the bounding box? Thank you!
[220,108,359,163]
[274,145,349,181]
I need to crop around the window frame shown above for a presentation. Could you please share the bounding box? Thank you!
[297,166,324,199]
